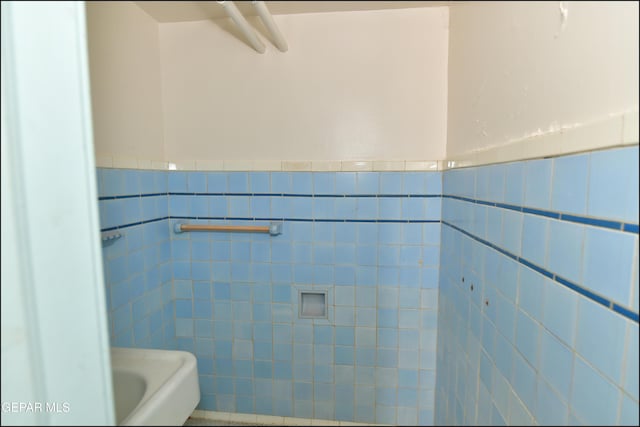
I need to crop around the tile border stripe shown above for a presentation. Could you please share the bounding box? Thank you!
[100,216,441,232]
[441,220,639,324]
[443,195,637,234]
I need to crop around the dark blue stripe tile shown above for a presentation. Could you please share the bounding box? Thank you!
[283,193,314,198]
[554,275,610,307]
[522,207,560,219]
[495,202,522,212]
[612,304,640,322]
[623,223,639,233]
[378,194,409,198]
[519,258,554,279]
[442,213,638,323]
[477,200,495,207]
[560,214,622,230]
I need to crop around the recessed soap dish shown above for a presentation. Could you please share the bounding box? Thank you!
[299,291,327,319]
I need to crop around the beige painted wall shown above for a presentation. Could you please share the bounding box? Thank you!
[447,1,639,158]
[86,1,165,160]
[158,8,449,162]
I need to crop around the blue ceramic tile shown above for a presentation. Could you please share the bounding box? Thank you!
[249,172,270,193]
[168,172,188,193]
[583,227,635,305]
[588,146,639,223]
[619,393,640,426]
[123,170,141,195]
[504,162,524,206]
[228,196,251,217]
[336,172,356,195]
[575,298,627,383]
[102,169,125,197]
[538,327,573,400]
[313,172,335,194]
[404,173,426,194]
[402,198,425,220]
[501,210,523,256]
[186,172,206,193]
[518,266,544,328]
[380,173,403,194]
[551,153,589,215]
[515,310,539,367]
[511,351,536,414]
[227,172,249,193]
[356,172,379,194]
[547,220,584,284]
[542,278,578,346]
[425,198,441,220]
[487,164,506,202]
[571,356,620,425]
[623,323,639,400]
[291,172,312,194]
[425,172,442,195]
[378,198,402,219]
[475,167,489,201]
[524,158,552,209]
[270,172,291,193]
[356,197,378,219]
[521,214,548,268]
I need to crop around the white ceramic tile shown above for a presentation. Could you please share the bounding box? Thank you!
[195,160,224,171]
[312,161,342,171]
[282,161,312,171]
[223,160,254,171]
[95,155,113,168]
[623,110,639,144]
[373,160,405,171]
[253,160,283,171]
[136,158,153,169]
[112,157,138,169]
[405,160,438,171]
[341,161,373,171]
[561,116,622,155]
[151,160,169,170]
[169,160,196,170]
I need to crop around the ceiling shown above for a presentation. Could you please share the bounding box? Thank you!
[134,1,452,23]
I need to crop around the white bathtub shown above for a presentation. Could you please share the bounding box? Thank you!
[111,347,200,426]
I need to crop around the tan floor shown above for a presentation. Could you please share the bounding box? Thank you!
[183,417,262,426]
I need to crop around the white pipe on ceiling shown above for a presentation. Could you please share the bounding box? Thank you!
[252,1,288,52]
[217,0,266,53]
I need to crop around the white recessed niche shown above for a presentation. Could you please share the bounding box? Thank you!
[299,291,327,319]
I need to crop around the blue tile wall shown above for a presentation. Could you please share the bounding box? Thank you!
[98,168,441,424]
[96,168,174,349]
[437,146,639,426]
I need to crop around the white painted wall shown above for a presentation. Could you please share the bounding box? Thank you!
[158,8,449,162]
[447,1,639,158]
[86,1,165,161]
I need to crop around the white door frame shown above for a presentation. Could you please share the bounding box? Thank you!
[1,2,114,425]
